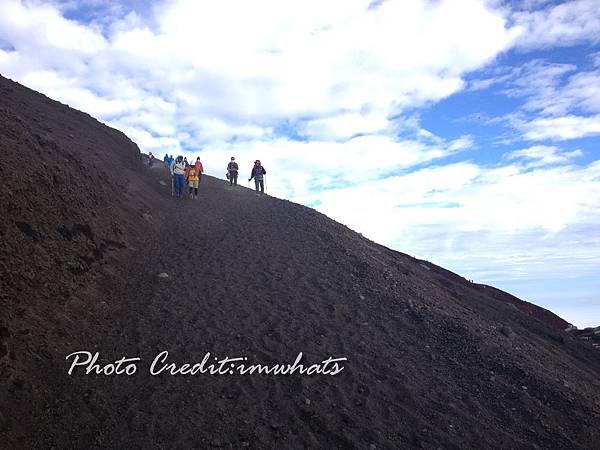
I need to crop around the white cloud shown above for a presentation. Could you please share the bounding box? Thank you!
[556,70,600,114]
[505,145,583,167]
[511,0,600,49]
[301,111,390,141]
[505,62,600,117]
[19,69,130,116]
[519,114,600,141]
[0,0,519,150]
[302,158,600,284]
[0,0,106,56]
[502,61,577,114]
[0,48,13,64]
[107,123,182,154]
[469,59,600,141]
[468,71,513,91]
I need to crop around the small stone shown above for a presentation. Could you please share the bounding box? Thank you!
[159,180,167,186]
[359,295,365,300]
[500,326,516,339]
[305,398,311,406]
[157,272,169,279]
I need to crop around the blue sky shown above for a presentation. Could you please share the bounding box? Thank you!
[1,0,599,327]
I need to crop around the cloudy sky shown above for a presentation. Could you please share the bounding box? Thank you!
[1,0,599,327]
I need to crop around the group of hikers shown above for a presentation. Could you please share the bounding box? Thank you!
[159,154,267,199]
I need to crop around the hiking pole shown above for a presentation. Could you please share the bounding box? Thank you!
[171,176,174,197]
[264,174,267,194]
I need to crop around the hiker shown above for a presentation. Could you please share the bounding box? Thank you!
[195,157,204,184]
[227,156,239,186]
[185,163,200,199]
[183,157,189,168]
[163,153,169,167]
[167,155,176,195]
[148,152,155,167]
[249,160,266,194]
[171,156,186,198]
[165,154,174,170]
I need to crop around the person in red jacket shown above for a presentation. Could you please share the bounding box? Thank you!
[195,157,204,184]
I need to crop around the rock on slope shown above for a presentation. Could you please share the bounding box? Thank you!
[1,74,599,449]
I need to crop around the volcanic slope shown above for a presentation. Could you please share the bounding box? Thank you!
[1,75,599,449]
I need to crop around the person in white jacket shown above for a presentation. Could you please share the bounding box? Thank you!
[170,156,186,198]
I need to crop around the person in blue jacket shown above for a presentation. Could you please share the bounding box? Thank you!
[248,160,267,195]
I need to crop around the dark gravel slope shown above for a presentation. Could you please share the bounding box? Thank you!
[1,74,599,449]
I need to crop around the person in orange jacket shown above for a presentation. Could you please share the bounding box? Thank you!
[185,164,200,199]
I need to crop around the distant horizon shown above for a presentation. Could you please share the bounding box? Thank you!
[1,0,598,327]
